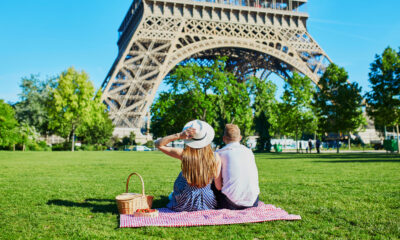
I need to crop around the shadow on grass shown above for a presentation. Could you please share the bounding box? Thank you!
[151,196,169,208]
[47,198,118,214]
[47,196,170,215]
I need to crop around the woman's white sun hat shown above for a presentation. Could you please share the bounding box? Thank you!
[182,120,215,149]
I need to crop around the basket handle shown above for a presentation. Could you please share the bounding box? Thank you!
[126,172,145,196]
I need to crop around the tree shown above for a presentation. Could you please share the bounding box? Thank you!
[151,92,196,138]
[213,63,253,144]
[18,122,38,151]
[151,58,253,146]
[14,75,55,135]
[128,131,136,146]
[48,67,106,151]
[278,73,317,152]
[78,92,114,146]
[365,46,400,152]
[250,76,278,152]
[121,131,136,146]
[107,135,121,149]
[314,63,366,153]
[0,100,19,150]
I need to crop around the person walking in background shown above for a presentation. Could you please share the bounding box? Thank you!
[316,139,321,154]
[308,139,312,153]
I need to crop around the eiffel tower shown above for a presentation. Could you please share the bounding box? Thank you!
[101,0,331,141]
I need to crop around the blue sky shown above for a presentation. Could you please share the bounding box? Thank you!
[1,0,399,103]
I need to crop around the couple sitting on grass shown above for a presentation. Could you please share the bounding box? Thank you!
[155,120,259,212]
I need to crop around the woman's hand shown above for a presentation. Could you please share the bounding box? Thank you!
[154,128,196,160]
[155,128,196,148]
[179,127,196,140]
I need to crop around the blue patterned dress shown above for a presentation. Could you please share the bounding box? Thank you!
[167,172,217,212]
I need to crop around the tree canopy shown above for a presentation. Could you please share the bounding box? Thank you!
[0,100,19,148]
[250,76,278,152]
[14,74,55,135]
[78,91,114,146]
[365,46,400,128]
[365,46,400,152]
[48,67,114,151]
[151,58,253,146]
[313,63,366,153]
[278,72,317,151]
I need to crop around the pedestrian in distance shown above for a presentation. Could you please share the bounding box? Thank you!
[316,139,321,154]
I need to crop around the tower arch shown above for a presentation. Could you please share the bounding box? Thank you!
[101,0,331,138]
[161,39,318,84]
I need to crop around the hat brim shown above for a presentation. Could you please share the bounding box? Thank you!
[184,121,215,149]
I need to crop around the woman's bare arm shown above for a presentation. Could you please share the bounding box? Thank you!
[214,153,222,190]
[154,128,196,160]
[155,133,183,159]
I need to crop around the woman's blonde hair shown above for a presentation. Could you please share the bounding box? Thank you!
[181,144,217,188]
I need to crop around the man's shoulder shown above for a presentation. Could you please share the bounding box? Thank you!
[216,146,233,154]
[217,143,252,154]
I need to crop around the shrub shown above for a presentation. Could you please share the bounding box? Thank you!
[52,142,70,151]
[145,141,154,148]
[27,141,51,151]
[80,144,107,151]
[81,144,95,151]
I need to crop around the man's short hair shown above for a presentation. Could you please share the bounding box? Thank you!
[224,124,241,142]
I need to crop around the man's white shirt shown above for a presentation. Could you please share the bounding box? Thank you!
[216,142,260,206]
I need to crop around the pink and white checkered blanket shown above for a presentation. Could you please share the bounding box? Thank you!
[120,202,301,228]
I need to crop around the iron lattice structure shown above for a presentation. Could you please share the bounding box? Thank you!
[101,0,331,137]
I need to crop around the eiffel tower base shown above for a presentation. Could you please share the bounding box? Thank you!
[113,128,152,144]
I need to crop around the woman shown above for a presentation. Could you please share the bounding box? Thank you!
[155,120,222,212]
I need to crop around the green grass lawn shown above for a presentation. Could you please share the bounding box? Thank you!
[0,151,399,239]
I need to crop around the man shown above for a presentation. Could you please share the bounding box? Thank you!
[213,124,260,210]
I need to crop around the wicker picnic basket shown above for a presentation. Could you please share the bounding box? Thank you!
[115,172,154,214]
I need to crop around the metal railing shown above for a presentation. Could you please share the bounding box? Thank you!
[187,0,306,11]
[117,0,306,38]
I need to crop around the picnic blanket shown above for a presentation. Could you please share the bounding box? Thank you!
[120,202,301,228]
